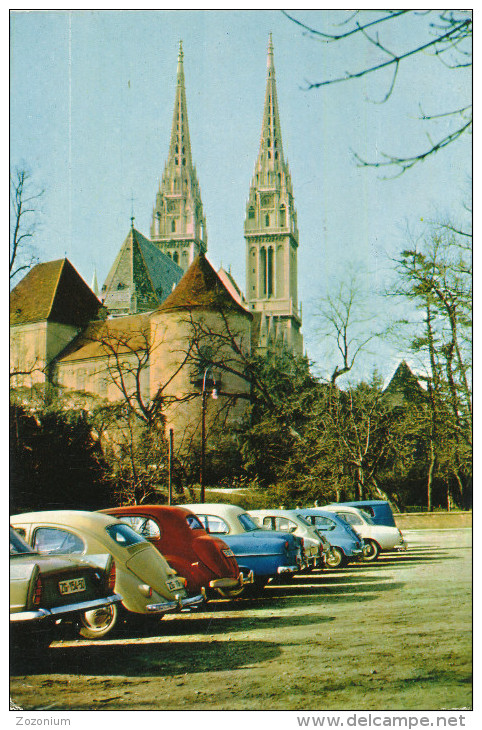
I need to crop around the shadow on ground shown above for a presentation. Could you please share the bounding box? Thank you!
[10,637,282,678]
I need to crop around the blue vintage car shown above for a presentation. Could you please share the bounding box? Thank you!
[297,509,365,568]
[331,500,397,527]
[182,503,305,594]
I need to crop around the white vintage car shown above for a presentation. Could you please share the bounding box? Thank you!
[320,504,406,561]
[249,509,329,569]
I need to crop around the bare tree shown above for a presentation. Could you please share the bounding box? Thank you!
[10,167,43,282]
[312,275,385,386]
[284,10,472,174]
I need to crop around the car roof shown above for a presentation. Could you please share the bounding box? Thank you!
[182,503,244,515]
[334,500,388,507]
[297,509,342,518]
[250,509,302,519]
[322,505,366,515]
[11,510,119,531]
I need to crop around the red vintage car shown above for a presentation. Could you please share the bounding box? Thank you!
[100,506,245,598]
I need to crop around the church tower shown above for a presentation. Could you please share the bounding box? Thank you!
[150,42,207,272]
[244,35,303,354]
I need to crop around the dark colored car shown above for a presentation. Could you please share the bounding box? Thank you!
[101,506,244,598]
[10,526,121,649]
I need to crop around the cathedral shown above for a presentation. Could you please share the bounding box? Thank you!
[10,36,303,436]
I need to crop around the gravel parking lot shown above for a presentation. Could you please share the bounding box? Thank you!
[10,529,472,711]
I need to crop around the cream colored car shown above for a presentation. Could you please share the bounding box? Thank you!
[11,511,203,638]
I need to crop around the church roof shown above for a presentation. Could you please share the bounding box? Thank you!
[157,254,252,316]
[101,226,183,314]
[10,258,102,327]
[57,313,151,363]
[217,267,248,309]
[383,361,426,406]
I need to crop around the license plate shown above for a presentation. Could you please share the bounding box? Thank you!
[222,548,234,558]
[59,577,86,595]
[166,579,182,592]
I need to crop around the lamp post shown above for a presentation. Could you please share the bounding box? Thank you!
[199,366,218,504]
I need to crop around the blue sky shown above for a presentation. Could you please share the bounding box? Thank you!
[10,9,472,384]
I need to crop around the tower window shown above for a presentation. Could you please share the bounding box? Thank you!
[248,207,255,219]
[267,151,271,159]
[267,139,271,147]
[171,220,176,232]
[274,152,278,160]
[265,214,270,227]
[173,251,179,264]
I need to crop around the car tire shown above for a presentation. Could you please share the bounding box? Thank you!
[325,547,346,569]
[362,539,380,562]
[78,602,120,639]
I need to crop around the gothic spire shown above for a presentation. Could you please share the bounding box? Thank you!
[150,41,207,271]
[255,33,286,176]
[167,40,193,172]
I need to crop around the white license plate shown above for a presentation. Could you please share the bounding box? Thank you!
[58,577,86,595]
[166,579,182,592]
[222,548,234,558]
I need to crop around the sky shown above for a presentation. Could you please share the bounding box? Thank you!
[10,8,472,385]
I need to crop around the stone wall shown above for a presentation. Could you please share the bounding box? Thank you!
[394,511,472,530]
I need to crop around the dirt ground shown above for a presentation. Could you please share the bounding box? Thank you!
[10,529,472,712]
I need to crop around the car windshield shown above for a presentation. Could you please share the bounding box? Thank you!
[106,523,147,547]
[237,513,259,532]
[10,527,35,555]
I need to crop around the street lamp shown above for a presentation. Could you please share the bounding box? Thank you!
[199,366,218,504]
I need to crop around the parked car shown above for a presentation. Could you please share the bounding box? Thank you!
[11,511,204,638]
[249,509,329,569]
[331,500,397,527]
[296,509,365,568]
[101,505,245,598]
[10,526,121,649]
[320,504,407,561]
[182,503,305,589]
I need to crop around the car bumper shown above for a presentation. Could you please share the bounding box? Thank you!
[209,569,253,590]
[10,593,122,623]
[393,541,407,552]
[146,593,204,614]
[277,564,301,574]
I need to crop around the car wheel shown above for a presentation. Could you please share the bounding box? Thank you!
[78,603,120,639]
[362,539,380,562]
[325,547,346,569]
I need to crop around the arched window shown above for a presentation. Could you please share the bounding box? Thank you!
[248,207,255,220]
[265,214,270,227]
[173,251,179,264]
[171,219,176,232]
